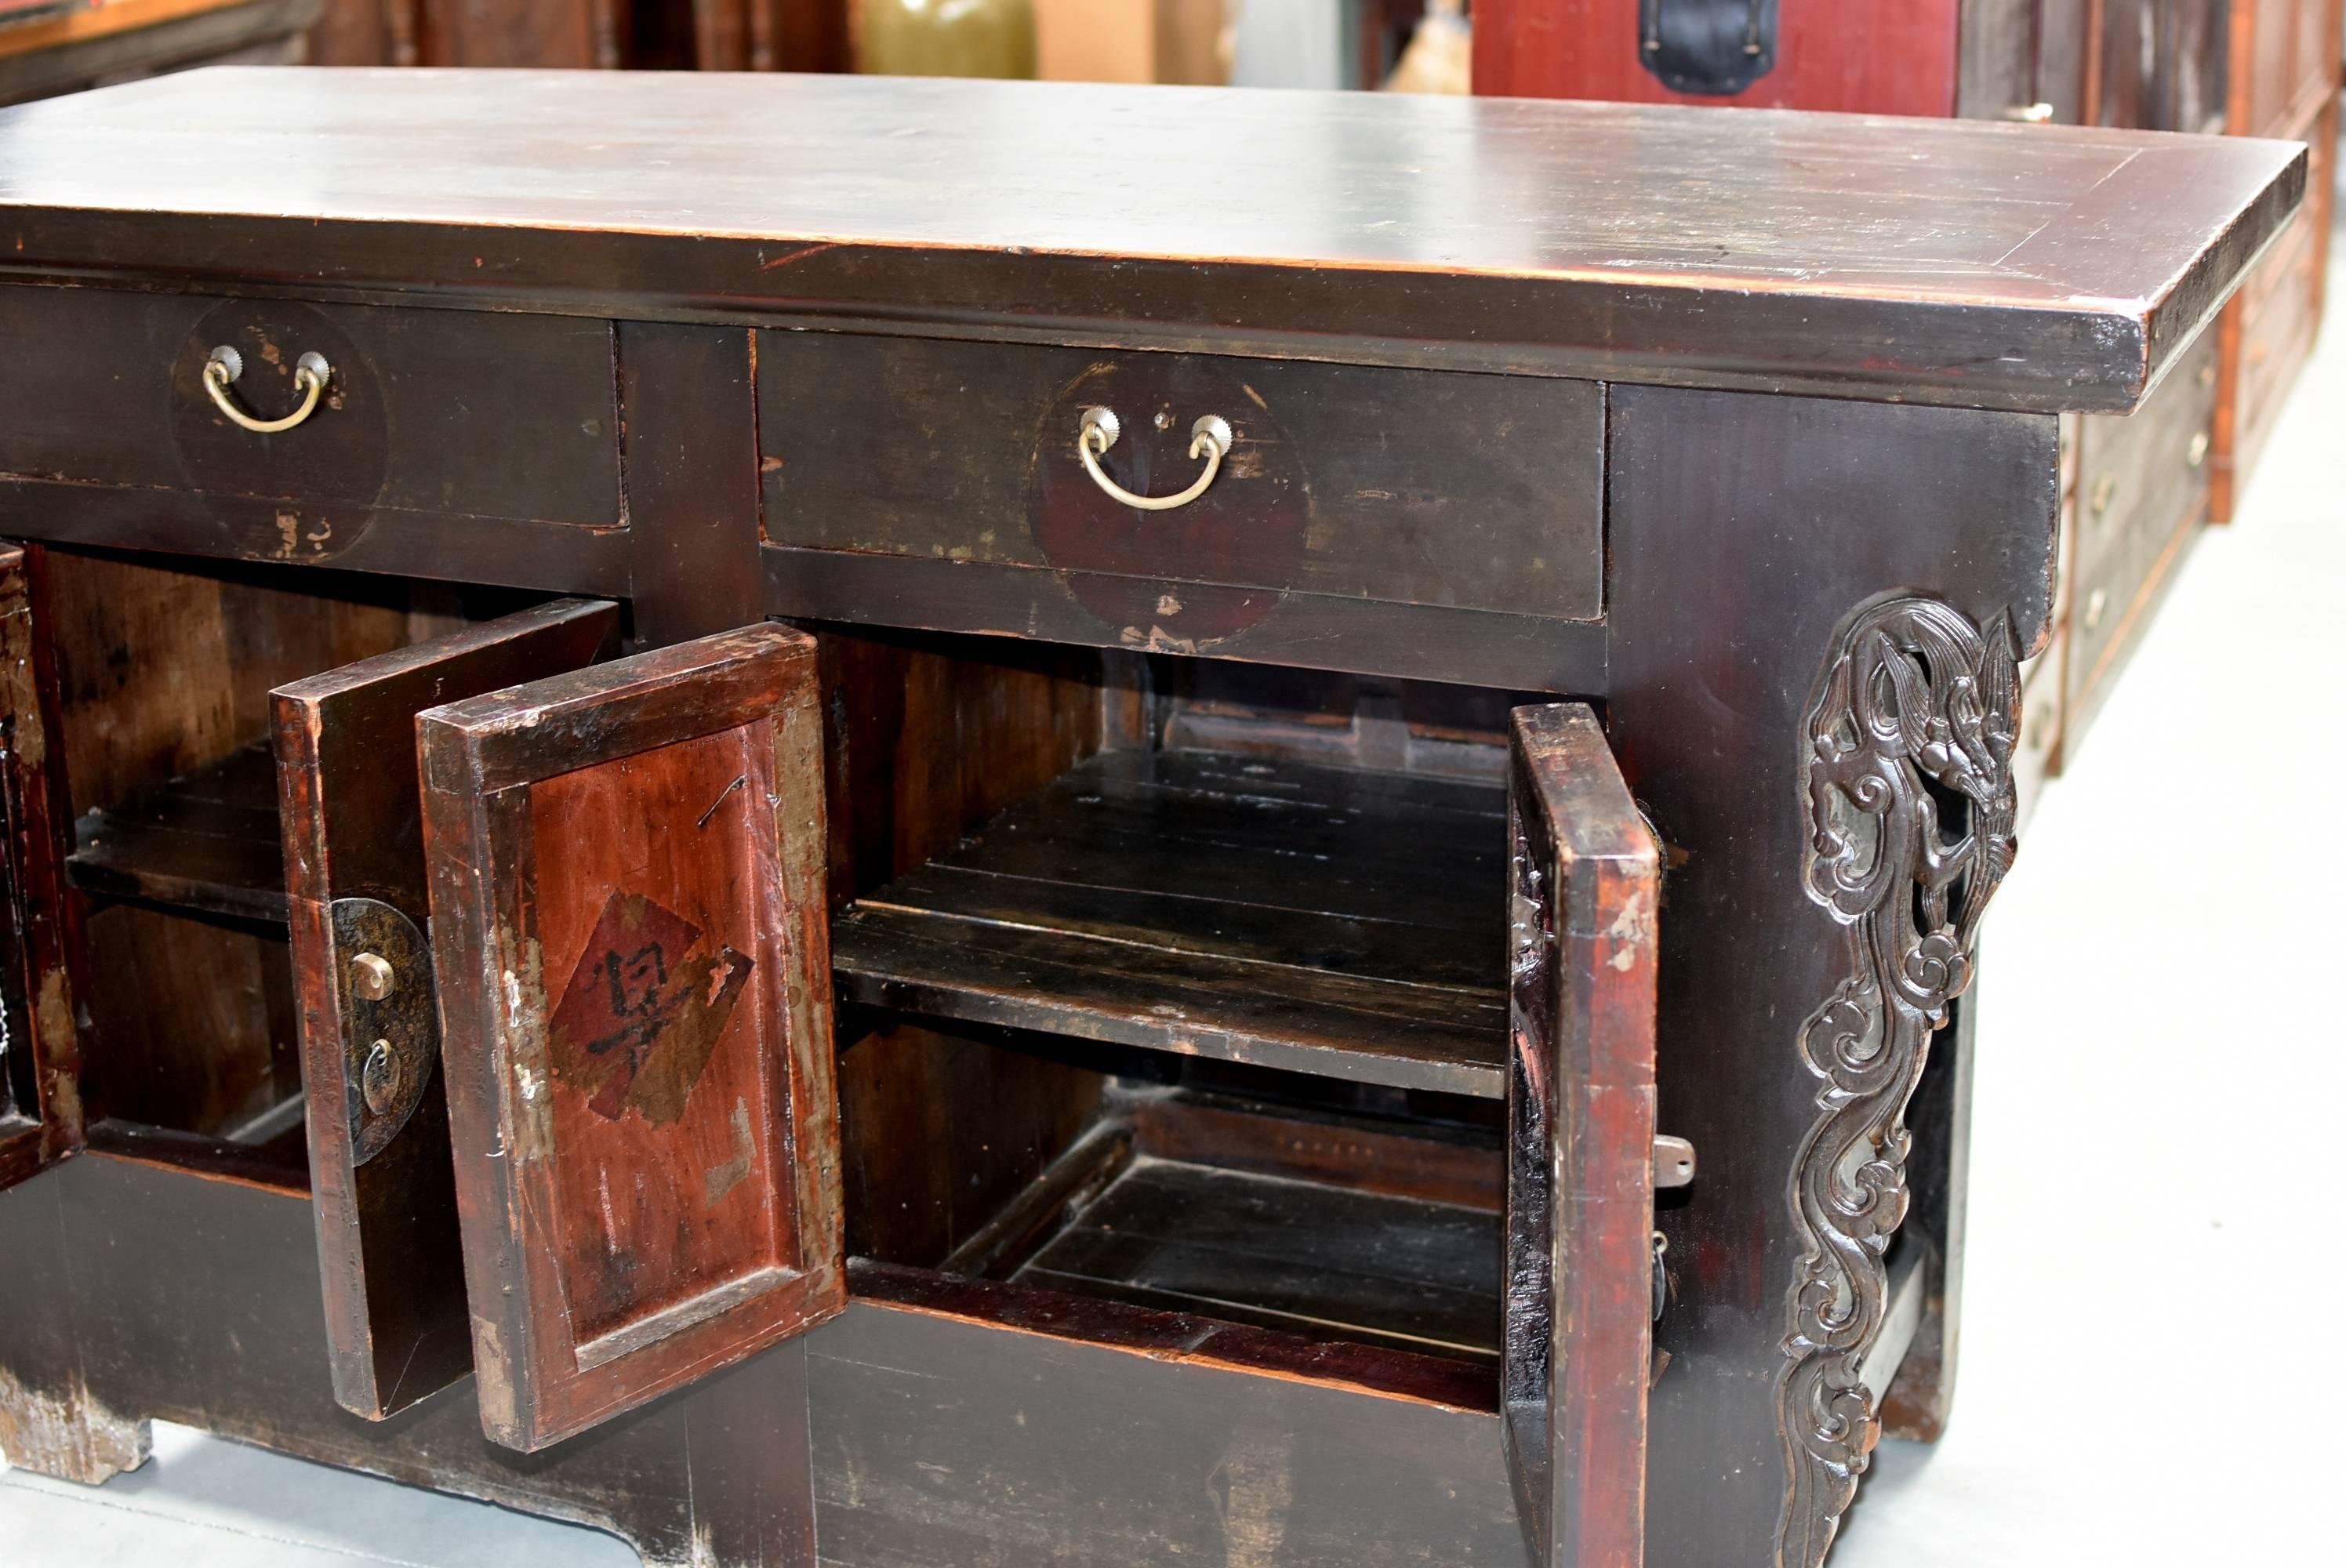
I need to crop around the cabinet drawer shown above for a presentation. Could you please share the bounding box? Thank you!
[2234,228,2321,468]
[2013,626,2065,829]
[757,333,1604,644]
[2074,333,2216,575]
[2066,451,2203,740]
[0,288,621,559]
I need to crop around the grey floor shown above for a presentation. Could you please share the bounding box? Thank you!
[6,223,2343,1568]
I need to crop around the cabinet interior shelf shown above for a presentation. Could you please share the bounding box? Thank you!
[68,741,1517,1101]
[942,1097,1505,1365]
[831,748,1510,1099]
[66,741,289,926]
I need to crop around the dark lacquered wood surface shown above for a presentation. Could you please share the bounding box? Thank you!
[0,67,2302,410]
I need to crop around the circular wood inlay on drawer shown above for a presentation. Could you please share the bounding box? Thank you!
[1027,358,1309,648]
[169,299,390,564]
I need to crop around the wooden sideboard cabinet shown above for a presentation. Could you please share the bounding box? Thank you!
[0,71,2302,1568]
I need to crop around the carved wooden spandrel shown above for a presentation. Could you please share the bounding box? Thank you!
[1777,596,2020,1567]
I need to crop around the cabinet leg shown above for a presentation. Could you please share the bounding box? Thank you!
[0,1368,151,1486]
[1606,385,2056,1568]
[1776,597,2019,1559]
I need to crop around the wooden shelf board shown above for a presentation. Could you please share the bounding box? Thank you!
[67,740,289,925]
[1012,1150,1502,1363]
[832,749,1510,1098]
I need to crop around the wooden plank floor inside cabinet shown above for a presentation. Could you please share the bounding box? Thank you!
[64,740,286,924]
[1014,1155,1502,1361]
[924,1089,1509,1370]
[830,749,1510,1099]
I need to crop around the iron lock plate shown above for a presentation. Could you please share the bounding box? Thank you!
[329,896,438,1166]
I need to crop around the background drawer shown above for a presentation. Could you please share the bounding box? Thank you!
[2074,332,2217,573]
[2233,233,2321,466]
[0,289,621,536]
[757,334,1604,641]
[2066,459,2204,741]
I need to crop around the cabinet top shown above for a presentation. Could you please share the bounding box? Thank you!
[0,68,2304,412]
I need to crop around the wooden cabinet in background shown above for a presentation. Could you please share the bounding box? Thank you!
[304,0,846,71]
[0,0,319,106]
[1476,0,2341,803]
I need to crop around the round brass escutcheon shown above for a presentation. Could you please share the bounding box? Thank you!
[360,1038,403,1116]
[350,950,395,1000]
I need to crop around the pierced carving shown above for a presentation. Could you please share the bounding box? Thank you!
[1776,597,2019,1568]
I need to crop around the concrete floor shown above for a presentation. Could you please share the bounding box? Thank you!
[5,196,2341,1568]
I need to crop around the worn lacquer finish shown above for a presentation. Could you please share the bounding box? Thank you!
[271,598,620,1421]
[0,544,81,1192]
[1504,704,1660,1568]
[0,68,2304,411]
[418,624,842,1452]
[1778,597,2020,1566]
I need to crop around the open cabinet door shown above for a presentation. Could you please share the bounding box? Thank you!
[419,624,842,1453]
[0,545,81,1191]
[1503,703,1662,1568]
[274,599,622,1420]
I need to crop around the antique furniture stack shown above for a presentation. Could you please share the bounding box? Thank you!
[1476,0,2342,804]
[0,70,2303,1568]
[300,0,845,72]
[0,0,320,103]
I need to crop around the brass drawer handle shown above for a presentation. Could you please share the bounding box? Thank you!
[1077,406,1233,512]
[2186,430,2209,468]
[203,345,332,434]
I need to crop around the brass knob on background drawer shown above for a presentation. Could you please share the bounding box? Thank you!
[203,344,332,434]
[2090,473,2117,520]
[2187,430,2209,468]
[1077,405,1233,511]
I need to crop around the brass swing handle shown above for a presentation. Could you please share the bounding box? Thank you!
[203,345,332,434]
[1077,405,1233,511]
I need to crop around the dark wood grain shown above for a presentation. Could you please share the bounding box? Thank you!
[1605,388,2057,1566]
[78,899,300,1138]
[832,748,1509,1098]
[272,598,619,1422]
[759,333,1604,626]
[65,741,286,923]
[816,1265,1520,1567]
[618,322,761,645]
[1476,0,1964,114]
[419,624,841,1451]
[0,69,2303,412]
[2061,329,2219,764]
[1124,1092,1505,1213]
[767,546,1612,693]
[0,544,82,1190]
[0,1152,1516,1564]
[1503,703,1660,1568]
[0,1150,817,1563]
[0,477,632,595]
[1015,1156,1504,1361]
[34,549,419,1141]
[0,0,318,109]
